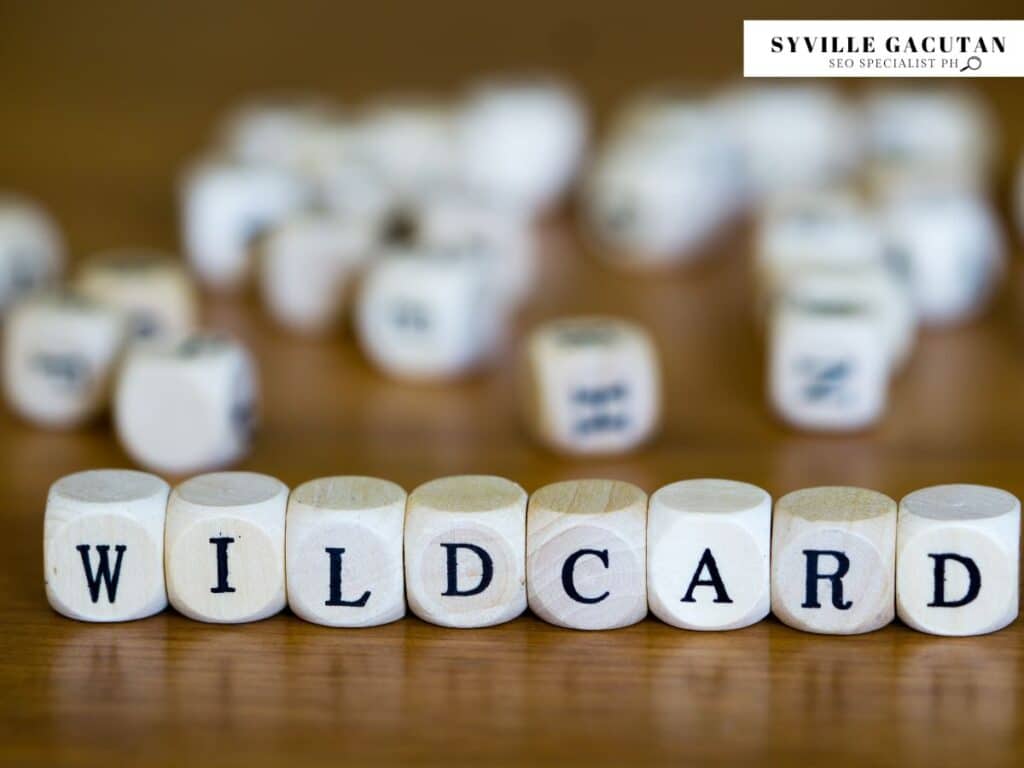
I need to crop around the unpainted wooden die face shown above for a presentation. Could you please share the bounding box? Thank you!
[897,484,1020,636]
[769,301,889,432]
[527,479,648,630]
[286,476,407,628]
[3,292,125,428]
[114,334,256,475]
[527,318,660,455]
[75,250,198,344]
[771,487,896,635]
[165,472,288,624]
[404,475,527,628]
[647,479,771,631]
[44,470,169,622]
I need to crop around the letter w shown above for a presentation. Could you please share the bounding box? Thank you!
[76,544,127,603]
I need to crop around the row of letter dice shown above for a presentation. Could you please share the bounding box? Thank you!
[46,471,1019,636]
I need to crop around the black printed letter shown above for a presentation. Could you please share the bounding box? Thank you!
[76,544,127,604]
[561,548,610,604]
[440,543,493,597]
[209,536,236,594]
[927,553,981,608]
[802,549,852,610]
[324,547,371,607]
[680,548,733,604]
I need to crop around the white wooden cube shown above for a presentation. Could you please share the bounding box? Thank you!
[610,91,744,211]
[883,192,1005,327]
[404,475,527,628]
[357,99,456,197]
[180,157,308,289]
[755,190,886,306]
[865,88,995,195]
[317,149,397,222]
[779,267,916,372]
[260,213,375,334]
[769,291,891,432]
[897,484,1020,636]
[219,96,334,170]
[527,479,647,630]
[454,78,587,215]
[114,333,257,474]
[3,291,126,428]
[75,249,198,344]
[523,317,660,455]
[772,486,896,635]
[288,115,359,178]
[647,479,771,631]
[0,194,64,311]
[355,248,504,380]
[45,469,169,622]
[584,137,732,266]
[718,85,861,201]
[166,471,288,623]
[585,93,741,267]
[611,87,737,150]
[286,476,407,628]
[417,190,536,309]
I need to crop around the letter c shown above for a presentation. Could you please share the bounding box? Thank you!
[561,548,610,604]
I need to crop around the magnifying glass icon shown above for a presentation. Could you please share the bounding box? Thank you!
[960,55,982,73]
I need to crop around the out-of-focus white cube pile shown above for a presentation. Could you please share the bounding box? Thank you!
[585,83,1013,432]
[2,78,1023,474]
[181,79,588,383]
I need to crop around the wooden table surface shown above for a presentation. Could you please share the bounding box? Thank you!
[3,2,1024,766]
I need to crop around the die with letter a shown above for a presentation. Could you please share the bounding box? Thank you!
[647,478,771,630]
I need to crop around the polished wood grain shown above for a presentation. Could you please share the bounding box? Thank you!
[2,2,1024,765]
